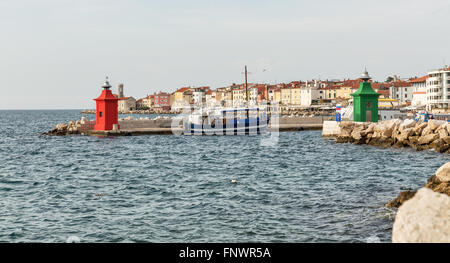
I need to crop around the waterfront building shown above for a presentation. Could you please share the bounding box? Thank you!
[425,67,450,109]
[172,87,193,111]
[153,92,171,111]
[318,84,338,102]
[94,77,119,131]
[281,84,292,106]
[410,75,428,107]
[268,86,281,104]
[118,96,137,112]
[290,84,302,106]
[351,70,380,122]
[136,98,145,109]
[300,80,320,107]
[192,86,210,107]
[232,86,247,107]
[389,80,413,105]
[136,95,153,109]
[248,85,259,106]
[336,81,354,100]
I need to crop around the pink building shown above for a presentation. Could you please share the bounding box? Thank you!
[154,92,171,111]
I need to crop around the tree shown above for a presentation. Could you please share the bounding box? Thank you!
[386,76,394,83]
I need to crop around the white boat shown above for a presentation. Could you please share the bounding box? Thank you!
[183,107,270,135]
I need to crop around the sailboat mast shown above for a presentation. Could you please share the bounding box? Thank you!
[245,65,248,102]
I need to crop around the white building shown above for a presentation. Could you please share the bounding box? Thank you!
[389,81,413,105]
[300,80,320,107]
[192,90,205,107]
[248,85,258,106]
[426,67,450,109]
[410,76,428,107]
[118,97,136,113]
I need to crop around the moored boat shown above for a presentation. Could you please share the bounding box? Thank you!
[183,107,270,135]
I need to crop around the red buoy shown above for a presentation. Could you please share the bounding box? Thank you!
[94,77,120,131]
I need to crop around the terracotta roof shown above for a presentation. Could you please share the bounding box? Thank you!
[391,81,412,87]
[413,91,426,94]
[118,97,131,100]
[377,90,390,96]
[409,75,428,83]
[176,87,191,93]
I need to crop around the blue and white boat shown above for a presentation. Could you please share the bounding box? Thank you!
[183,107,270,135]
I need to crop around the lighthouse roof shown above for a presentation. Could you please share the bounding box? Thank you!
[94,89,119,101]
[351,81,380,97]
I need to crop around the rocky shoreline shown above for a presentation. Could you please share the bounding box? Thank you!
[334,119,450,153]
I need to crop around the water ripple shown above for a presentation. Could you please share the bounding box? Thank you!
[0,110,449,242]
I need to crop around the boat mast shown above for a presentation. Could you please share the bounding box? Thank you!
[245,65,248,103]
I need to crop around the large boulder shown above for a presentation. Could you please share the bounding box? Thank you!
[418,133,438,145]
[435,162,450,183]
[396,128,414,144]
[399,119,416,131]
[421,125,433,136]
[392,187,450,243]
[428,120,446,131]
[414,122,428,136]
[438,128,448,139]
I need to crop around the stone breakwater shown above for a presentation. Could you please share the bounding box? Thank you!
[331,119,450,153]
[42,116,174,136]
[390,162,450,243]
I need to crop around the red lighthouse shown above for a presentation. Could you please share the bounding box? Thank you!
[94,77,120,131]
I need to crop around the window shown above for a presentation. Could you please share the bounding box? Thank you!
[367,102,372,108]
[99,112,103,117]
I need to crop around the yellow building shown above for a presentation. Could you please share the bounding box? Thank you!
[273,88,281,103]
[291,86,301,105]
[336,86,352,99]
[281,86,291,105]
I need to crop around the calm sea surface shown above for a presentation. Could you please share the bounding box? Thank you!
[0,110,449,243]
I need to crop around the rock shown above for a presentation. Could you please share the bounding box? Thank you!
[430,139,450,153]
[421,125,433,136]
[386,190,417,208]
[428,120,446,131]
[68,120,74,126]
[399,119,416,131]
[438,128,448,139]
[392,188,450,243]
[446,123,450,134]
[435,162,450,183]
[425,175,450,196]
[414,122,427,135]
[418,133,438,145]
[443,136,450,145]
[351,124,366,143]
[80,117,87,125]
[396,128,413,144]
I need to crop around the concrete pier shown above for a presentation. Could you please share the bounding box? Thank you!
[44,116,328,136]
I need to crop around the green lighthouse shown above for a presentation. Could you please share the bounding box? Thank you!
[351,69,380,122]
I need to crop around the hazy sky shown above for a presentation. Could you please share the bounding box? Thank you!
[1,0,449,109]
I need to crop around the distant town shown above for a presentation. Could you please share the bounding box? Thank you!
[83,66,450,115]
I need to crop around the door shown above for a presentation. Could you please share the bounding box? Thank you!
[366,110,372,122]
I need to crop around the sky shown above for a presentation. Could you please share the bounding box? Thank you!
[0,0,449,109]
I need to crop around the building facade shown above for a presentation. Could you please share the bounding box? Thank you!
[426,67,450,109]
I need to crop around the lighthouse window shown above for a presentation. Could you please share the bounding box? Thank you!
[367,102,372,108]
[99,112,103,117]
